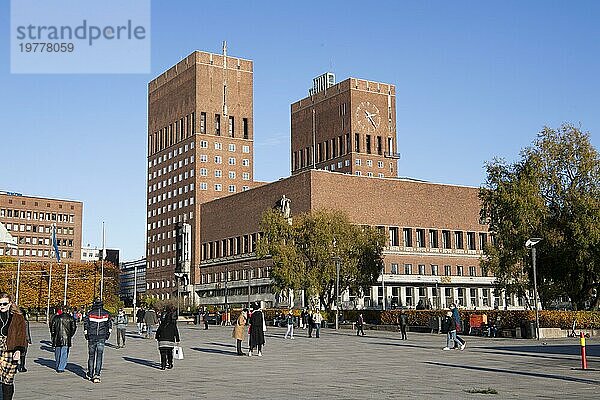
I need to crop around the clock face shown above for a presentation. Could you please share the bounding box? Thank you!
[355,101,381,133]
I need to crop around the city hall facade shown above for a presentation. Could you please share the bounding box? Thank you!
[146,46,521,310]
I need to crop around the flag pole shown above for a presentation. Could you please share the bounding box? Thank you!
[100,222,105,300]
[63,263,69,306]
[46,263,52,324]
[15,259,21,304]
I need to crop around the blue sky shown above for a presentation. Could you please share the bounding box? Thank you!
[1,1,599,261]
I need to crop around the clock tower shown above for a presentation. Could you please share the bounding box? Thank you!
[290,74,399,178]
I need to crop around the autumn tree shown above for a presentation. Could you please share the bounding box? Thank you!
[256,209,385,310]
[480,124,600,310]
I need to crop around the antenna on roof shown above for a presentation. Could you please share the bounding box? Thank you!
[222,41,228,117]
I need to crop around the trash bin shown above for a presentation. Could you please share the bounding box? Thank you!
[194,314,199,325]
[520,321,535,339]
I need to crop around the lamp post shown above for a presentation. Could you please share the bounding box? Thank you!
[224,264,229,324]
[335,256,340,330]
[525,238,543,340]
[245,264,251,309]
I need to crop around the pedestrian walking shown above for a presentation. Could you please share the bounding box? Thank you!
[398,310,408,340]
[451,304,466,350]
[307,310,315,338]
[144,307,158,339]
[203,309,209,330]
[248,304,266,357]
[356,313,365,336]
[442,311,460,350]
[284,310,294,339]
[232,309,247,355]
[18,312,32,372]
[49,306,77,372]
[83,298,112,383]
[155,305,180,370]
[115,308,128,348]
[135,306,146,335]
[0,292,28,400]
[313,310,323,338]
[300,309,306,329]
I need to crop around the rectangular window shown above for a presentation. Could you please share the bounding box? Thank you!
[404,264,412,275]
[403,228,412,247]
[243,118,249,139]
[467,232,476,250]
[481,266,488,277]
[377,136,382,155]
[366,135,372,154]
[444,265,452,276]
[469,266,476,276]
[431,265,438,276]
[478,233,488,250]
[389,227,399,246]
[215,114,221,135]
[442,230,451,249]
[470,288,478,307]
[355,133,360,152]
[416,229,425,248]
[228,116,234,137]
[457,265,464,276]
[455,231,464,249]
[200,112,206,133]
[429,229,438,248]
[391,263,398,274]
[418,264,425,275]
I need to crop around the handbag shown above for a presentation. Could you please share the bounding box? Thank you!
[173,345,184,360]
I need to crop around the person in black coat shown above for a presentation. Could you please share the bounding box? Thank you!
[50,307,77,372]
[398,310,408,340]
[155,305,180,370]
[248,305,265,356]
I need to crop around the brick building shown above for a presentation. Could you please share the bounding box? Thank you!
[146,44,257,302]
[146,49,521,310]
[0,191,83,262]
[196,170,502,310]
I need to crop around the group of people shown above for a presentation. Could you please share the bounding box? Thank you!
[442,303,467,350]
[299,309,323,338]
[232,303,266,356]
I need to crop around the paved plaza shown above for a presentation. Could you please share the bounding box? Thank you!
[13,322,600,399]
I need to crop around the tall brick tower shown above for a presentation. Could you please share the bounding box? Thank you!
[146,44,254,302]
[291,74,399,178]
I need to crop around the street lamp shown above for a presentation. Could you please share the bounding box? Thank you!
[224,264,229,324]
[244,264,251,309]
[335,256,341,330]
[525,237,543,340]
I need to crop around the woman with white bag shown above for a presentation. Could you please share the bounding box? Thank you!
[155,305,180,370]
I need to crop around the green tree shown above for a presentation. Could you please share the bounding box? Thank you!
[256,209,385,310]
[480,124,600,310]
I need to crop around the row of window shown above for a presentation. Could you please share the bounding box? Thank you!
[389,263,488,277]
[0,248,73,259]
[201,267,270,284]
[149,141,194,170]
[199,141,250,153]
[148,185,195,205]
[3,223,75,235]
[12,236,74,247]
[147,202,195,230]
[292,133,394,171]
[0,209,75,223]
[388,227,488,251]
[202,232,260,261]
[199,113,249,139]
[374,286,493,308]
[149,112,196,155]
[149,170,195,193]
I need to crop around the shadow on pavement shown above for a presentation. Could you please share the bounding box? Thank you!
[425,361,600,386]
[491,344,599,357]
[190,347,237,356]
[123,356,161,369]
[33,357,56,370]
[40,345,54,352]
[65,362,88,380]
[208,342,235,349]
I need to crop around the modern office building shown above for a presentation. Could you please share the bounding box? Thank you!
[81,245,120,266]
[0,191,83,262]
[146,44,256,301]
[119,258,146,306]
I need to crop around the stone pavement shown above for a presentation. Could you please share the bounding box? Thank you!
[12,322,600,399]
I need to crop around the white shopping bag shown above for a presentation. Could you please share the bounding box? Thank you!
[173,345,184,360]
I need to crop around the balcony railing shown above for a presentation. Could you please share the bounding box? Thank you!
[384,151,401,159]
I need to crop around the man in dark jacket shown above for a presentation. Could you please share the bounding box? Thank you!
[49,307,77,372]
[83,298,112,383]
[398,310,408,340]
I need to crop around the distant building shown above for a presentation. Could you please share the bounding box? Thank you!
[0,191,83,262]
[120,258,146,306]
[81,245,120,266]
